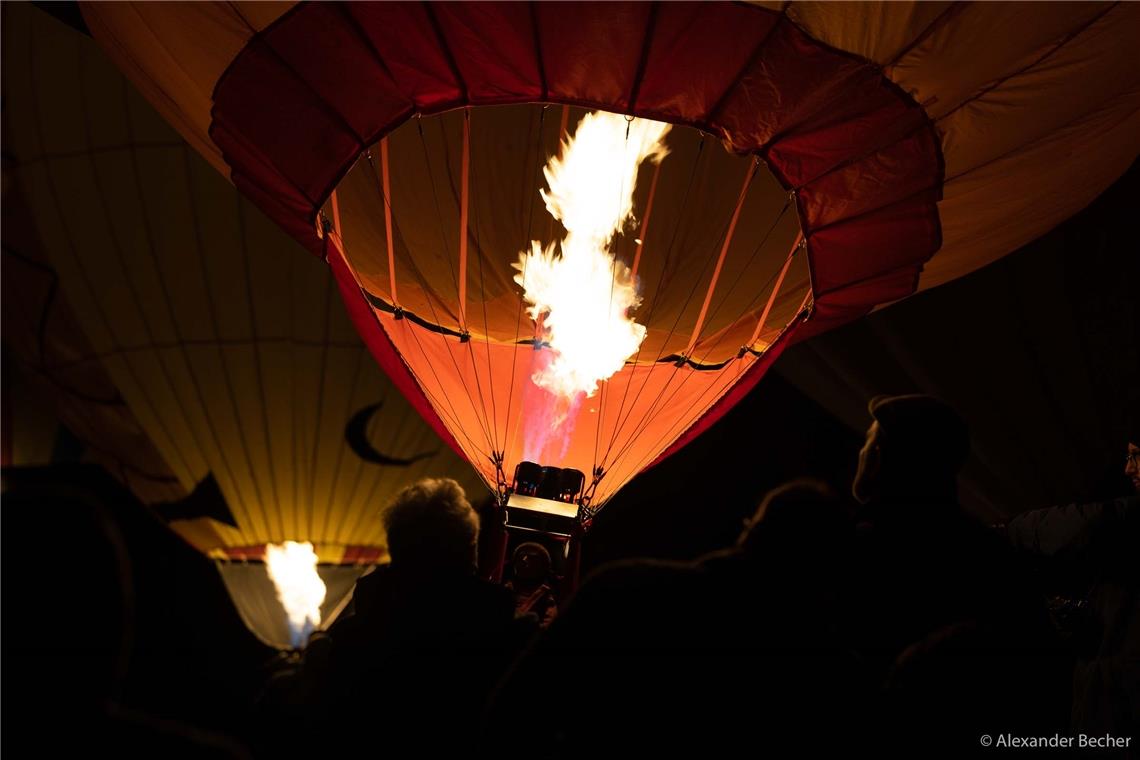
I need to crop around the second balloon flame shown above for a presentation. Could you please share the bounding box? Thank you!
[265,541,326,649]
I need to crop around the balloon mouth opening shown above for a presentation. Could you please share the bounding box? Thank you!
[323,102,806,365]
[324,102,806,506]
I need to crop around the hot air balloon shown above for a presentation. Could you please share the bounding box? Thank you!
[3,142,183,501]
[73,2,1140,520]
[2,3,487,649]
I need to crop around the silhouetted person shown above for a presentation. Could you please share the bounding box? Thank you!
[317,478,532,754]
[485,479,861,757]
[505,542,559,627]
[846,395,1067,750]
[1005,428,1139,753]
[3,469,251,758]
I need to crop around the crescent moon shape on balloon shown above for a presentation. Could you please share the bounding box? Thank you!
[344,402,439,466]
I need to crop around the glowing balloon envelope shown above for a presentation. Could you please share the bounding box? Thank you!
[75,1,1140,508]
[3,4,486,648]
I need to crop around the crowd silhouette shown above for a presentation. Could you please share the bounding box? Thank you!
[290,393,1135,758]
[5,395,1137,758]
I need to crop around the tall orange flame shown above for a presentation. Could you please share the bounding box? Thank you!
[515,111,671,400]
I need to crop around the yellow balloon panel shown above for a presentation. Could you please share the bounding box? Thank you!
[3,4,487,557]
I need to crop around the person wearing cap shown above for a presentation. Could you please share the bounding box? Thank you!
[852,393,970,509]
[846,395,1070,750]
[846,395,1058,669]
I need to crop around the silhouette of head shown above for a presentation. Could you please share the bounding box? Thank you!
[853,394,969,505]
[511,542,552,586]
[738,479,849,571]
[383,478,479,575]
